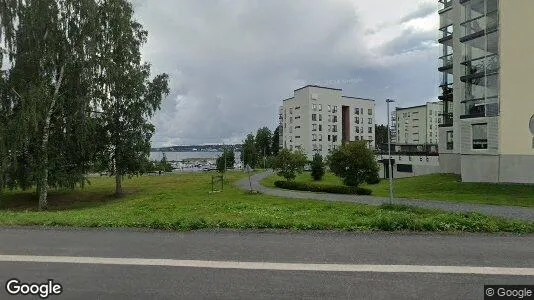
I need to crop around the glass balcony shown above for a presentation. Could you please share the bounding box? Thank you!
[439,0,453,11]
[438,25,453,44]
[439,54,453,71]
[461,10,498,39]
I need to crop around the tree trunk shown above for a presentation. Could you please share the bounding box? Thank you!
[115,172,122,197]
[38,65,65,211]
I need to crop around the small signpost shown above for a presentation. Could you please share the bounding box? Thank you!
[245,164,252,192]
[211,174,224,193]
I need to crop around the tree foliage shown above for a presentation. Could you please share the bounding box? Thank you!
[328,141,379,187]
[272,148,308,181]
[375,124,389,150]
[271,125,281,156]
[255,127,272,157]
[0,0,169,206]
[216,148,235,173]
[310,153,325,181]
[241,133,257,168]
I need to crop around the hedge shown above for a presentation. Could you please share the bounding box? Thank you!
[274,180,372,195]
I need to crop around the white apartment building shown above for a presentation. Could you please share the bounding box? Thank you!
[438,0,534,183]
[395,102,443,145]
[280,85,375,158]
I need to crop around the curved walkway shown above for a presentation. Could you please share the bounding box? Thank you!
[235,171,534,221]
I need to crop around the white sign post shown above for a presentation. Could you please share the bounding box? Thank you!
[245,164,252,192]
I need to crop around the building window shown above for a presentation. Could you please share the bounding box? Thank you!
[312,114,317,121]
[295,136,301,139]
[355,117,359,124]
[333,106,338,113]
[368,127,372,133]
[355,127,360,133]
[328,115,332,122]
[313,144,317,151]
[355,108,359,115]
[332,135,337,142]
[332,125,337,132]
[312,124,317,131]
[312,104,317,111]
[327,105,331,112]
[289,117,293,123]
[289,127,293,133]
[289,108,293,114]
[295,126,300,129]
[355,136,359,140]
[319,124,322,131]
[295,106,300,110]
[319,144,323,151]
[332,116,337,122]
[368,118,372,124]
[328,125,331,132]
[328,135,331,142]
[318,104,322,111]
[472,123,488,149]
[312,134,317,141]
[319,134,323,141]
[368,108,372,115]
[319,114,322,121]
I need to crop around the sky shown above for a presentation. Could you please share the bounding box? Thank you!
[132,0,441,147]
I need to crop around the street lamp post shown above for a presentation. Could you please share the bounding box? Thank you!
[386,99,395,204]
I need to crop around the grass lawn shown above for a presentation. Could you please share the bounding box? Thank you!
[0,171,532,233]
[261,172,534,207]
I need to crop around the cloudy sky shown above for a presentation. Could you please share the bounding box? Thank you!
[133,0,441,147]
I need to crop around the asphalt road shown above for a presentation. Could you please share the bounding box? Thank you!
[0,227,533,299]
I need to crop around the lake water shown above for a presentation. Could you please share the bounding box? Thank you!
[150,151,241,162]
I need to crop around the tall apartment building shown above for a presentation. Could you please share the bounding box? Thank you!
[438,0,534,183]
[395,102,443,145]
[280,85,375,158]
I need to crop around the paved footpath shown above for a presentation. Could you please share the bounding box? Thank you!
[235,171,534,221]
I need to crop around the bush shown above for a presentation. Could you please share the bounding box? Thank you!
[310,153,325,181]
[365,171,381,185]
[328,141,380,187]
[272,148,308,181]
[274,180,372,195]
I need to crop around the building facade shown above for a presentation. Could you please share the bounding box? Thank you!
[395,102,443,145]
[438,0,534,183]
[280,85,375,158]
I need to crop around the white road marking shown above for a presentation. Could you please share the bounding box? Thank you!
[0,255,533,276]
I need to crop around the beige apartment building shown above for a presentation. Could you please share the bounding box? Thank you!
[438,0,534,183]
[280,85,375,158]
[395,102,443,145]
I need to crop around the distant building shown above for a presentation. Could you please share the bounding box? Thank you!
[280,85,375,158]
[437,0,534,183]
[394,102,443,145]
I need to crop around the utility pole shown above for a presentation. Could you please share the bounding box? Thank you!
[386,99,395,205]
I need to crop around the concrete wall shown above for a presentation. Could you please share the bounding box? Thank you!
[499,155,534,184]
[460,154,499,183]
[499,0,534,156]
[439,153,461,174]
[376,155,440,179]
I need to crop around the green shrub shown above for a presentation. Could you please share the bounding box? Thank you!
[274,180,372,195]
[310,153,326,181]
[365,171,381,185]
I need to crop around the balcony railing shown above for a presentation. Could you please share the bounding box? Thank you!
[439,54,453,70]
[439,0,453,11]
[460,11,499,39]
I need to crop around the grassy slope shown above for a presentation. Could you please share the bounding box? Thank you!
[0,171,532,233]
[262,172,534,207]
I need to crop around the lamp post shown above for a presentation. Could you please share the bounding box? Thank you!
[386,99,395,204]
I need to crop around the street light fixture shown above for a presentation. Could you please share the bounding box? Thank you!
[386,99,395,204]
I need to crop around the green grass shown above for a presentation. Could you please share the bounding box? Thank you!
[262,172,534,207]
[0,171,532,233]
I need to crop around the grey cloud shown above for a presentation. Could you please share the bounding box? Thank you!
[135,0,440,146]
[399,2,438,23]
